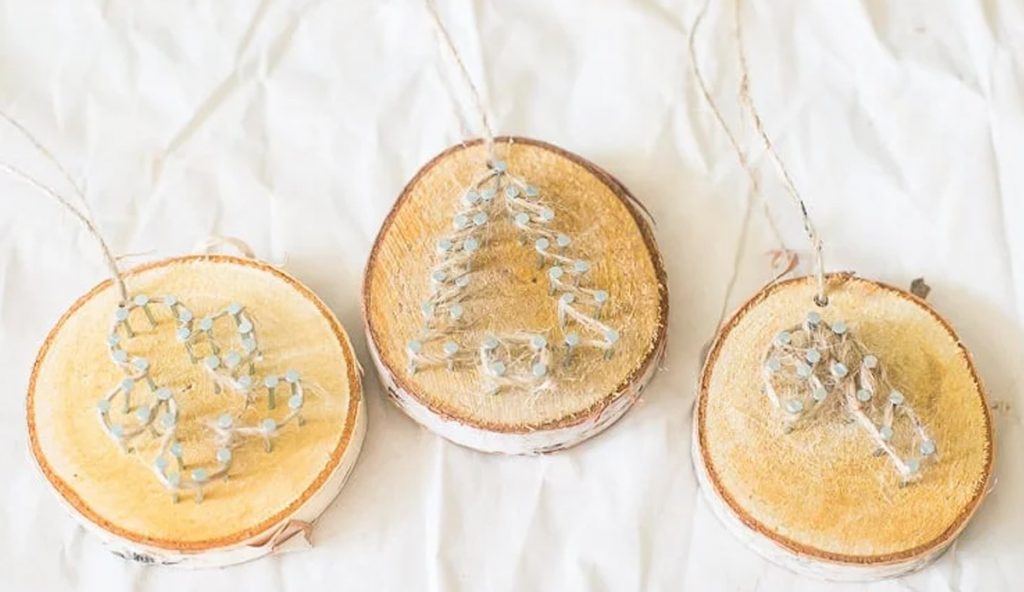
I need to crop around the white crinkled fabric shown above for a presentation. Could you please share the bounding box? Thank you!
[0,0,1022,590]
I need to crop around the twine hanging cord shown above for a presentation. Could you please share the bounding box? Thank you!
[0,110,129,303]
[424,0,497,163]
[689,0,829,306]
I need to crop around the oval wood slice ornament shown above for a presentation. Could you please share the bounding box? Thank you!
[364,137,667,453]
[693,273,992,580]
[28,255,366,567]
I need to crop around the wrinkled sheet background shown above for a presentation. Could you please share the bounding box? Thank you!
[1,0,1022,590]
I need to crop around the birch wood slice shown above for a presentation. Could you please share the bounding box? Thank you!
[693,273,993,580]
[364,137,667,454]
[28,255,365,567]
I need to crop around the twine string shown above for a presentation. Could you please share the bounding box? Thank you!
[689,0,828,307]
[0,111,128,302]
[732,0,827,305]
[689,0,791,329]
[424,0,497,163]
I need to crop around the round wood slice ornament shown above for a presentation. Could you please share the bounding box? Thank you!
[28,254,365,567]
[693,273,993,580]
[364,137,667,454]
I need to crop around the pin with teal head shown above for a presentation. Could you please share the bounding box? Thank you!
[132,356,150,372]
[535,237,550,268]
[224,351,242,370]
[548,266,564,295]
[463,237,480,254]
[482,336,499,352]
[237,319,253,336]
[134,294,157,327]
[112,349,129,364]
[286,370,301,399]
[216,447,233,477]
[177,308,193,324]
[514,212,530,244]
[170,441,184,471]
[472,211,488,227]
[453,213,470,230]
[564,332,580,364]
[119,377,138,413]
[237,374,253,395]
[593,290,609,316]
[462,191,480,207]
[192,468,209,503]
[406,340,423,375]
[532,362,548,379]
[449,303,464,321]
[265,374,280,408]
[559,294,575,324]
[205,355,222,393]
[430,269,447,293]
[115,306,134,337]
[97,399,111,415]
[539,208,555,223]
[480,187,496,202]
[261,418,277,452]
[505,185,520,199]
[831,321,848,336]
[603,328,620,360]
[163,295,178,308]
[155,456,169,475]
[572,260,590,286]
[491,160,507,173]
[442,341,459,370]
[289,394,305,426]
[168,472,182,503]
[862,355,878,370]
[199,316,214,337]
[556,233,571,249]
[525,185,539,199]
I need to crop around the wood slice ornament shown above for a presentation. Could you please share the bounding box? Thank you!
[688,1,993,579]
[693,274,992,580]
[28,254,366,567]
[5,111,364,567]
[364,137,667,453]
